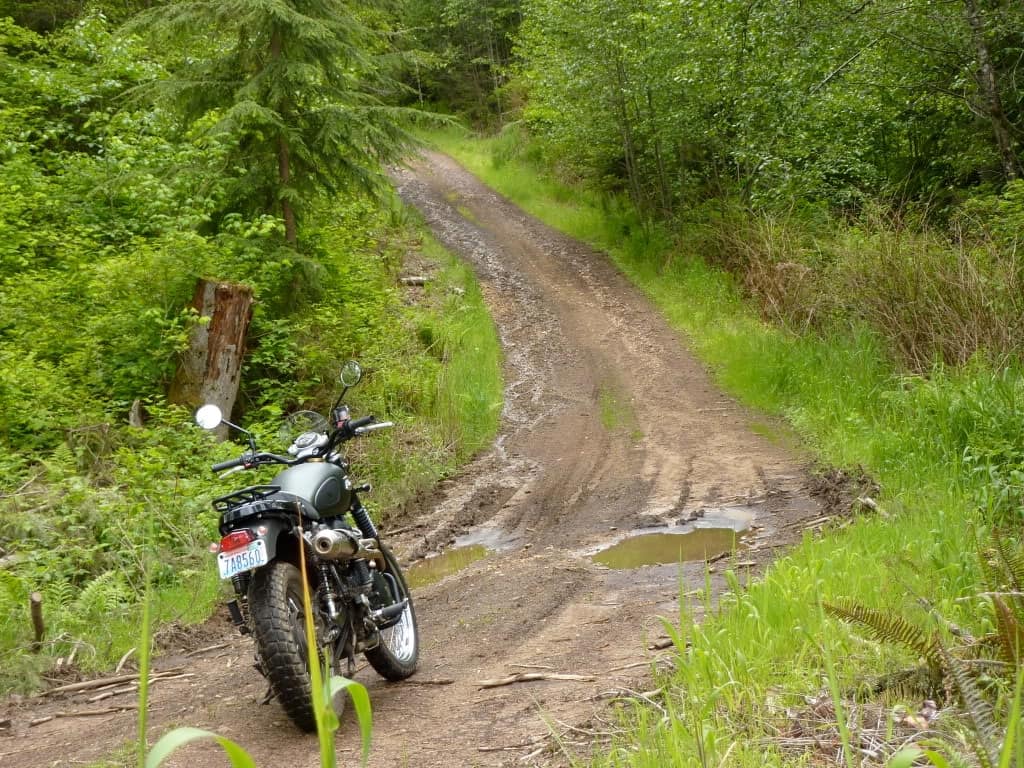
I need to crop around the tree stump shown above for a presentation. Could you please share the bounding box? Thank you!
[169,279,254,439]
[30,592,44,652]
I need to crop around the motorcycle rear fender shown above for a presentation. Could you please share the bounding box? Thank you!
[255,517,294,564]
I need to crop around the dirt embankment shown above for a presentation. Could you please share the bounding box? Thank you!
[1,152,823,768]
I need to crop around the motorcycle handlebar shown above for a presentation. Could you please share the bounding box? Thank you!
[209,414,392,473]
[212,456,245,472]
[211,452,293,473]
[354,421,394,436]
[347,415,376,432]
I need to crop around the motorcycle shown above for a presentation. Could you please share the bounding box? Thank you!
[194,360,418,731]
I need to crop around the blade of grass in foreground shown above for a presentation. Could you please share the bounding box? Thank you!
[145,727,257,768]
[297,510,373,768]
[137,508,372,767]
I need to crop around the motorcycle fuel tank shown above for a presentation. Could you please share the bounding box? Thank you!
[272,462,350,518]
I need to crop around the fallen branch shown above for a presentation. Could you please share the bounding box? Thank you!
[185,642,231,658]
[608,659,660,673]
[399,276,429,286]
[594,686,667,714]
[29,706,137,727]
[520,745,546,762]
[478,738,544,753]
[402,678,455,686]
[507,663,554,671]
[42,668,185,696]
[647,638,675,651]
[63,706,136,719]
[82,672,196,702]
[478,672,595,689]
[114,647,136,673]
[86,685,137,703]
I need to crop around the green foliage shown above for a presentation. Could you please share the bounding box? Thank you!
[400,0,521,125]
[126,0,420,244]
[513,0,1023,215]
[0,12,502,693]
[431,129,1023,768]
[826,534,1024,768]
[823,601,943,675]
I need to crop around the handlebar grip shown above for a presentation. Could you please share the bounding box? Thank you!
[347,415,375,431]
[212,456,245,472]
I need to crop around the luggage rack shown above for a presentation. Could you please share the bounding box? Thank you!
[213,485,281,512]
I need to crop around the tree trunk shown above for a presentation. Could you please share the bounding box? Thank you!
[614,55,644,209]
[169,279,253,439]
[269,26,298,244]
[963,0,1019,181]
[278,136,297,245]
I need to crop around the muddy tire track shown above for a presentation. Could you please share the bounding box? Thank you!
[1,152,822,768]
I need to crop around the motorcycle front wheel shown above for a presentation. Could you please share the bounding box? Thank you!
[248,560,324,732]
[364,544,419,680]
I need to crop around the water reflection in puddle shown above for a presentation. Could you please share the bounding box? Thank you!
[406,544,489,589]
[593,528,747,569]
[593,506,755,569]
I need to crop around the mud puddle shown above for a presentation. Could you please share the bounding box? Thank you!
[407,544,489,588]
[406,525,517,589]
[594,506,755,569]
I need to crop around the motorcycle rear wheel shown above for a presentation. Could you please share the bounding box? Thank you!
[364,544,419,680]
[249,560,327,732]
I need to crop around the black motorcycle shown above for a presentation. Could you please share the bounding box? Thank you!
[194,361,418,731]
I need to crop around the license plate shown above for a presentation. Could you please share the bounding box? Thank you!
[218,539,268,580]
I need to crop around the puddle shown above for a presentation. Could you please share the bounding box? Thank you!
[406,544,489,589]
[593,506,755,569]
[593,528,748,569]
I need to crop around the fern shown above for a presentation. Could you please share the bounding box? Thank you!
[45,580,76,613]
[991,531,1024,594]
[824,600,943,672]
[990,595,1024,666]
[73,571,129,620]
[939,643,1003,768]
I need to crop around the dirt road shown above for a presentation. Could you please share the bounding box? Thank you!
[1,152,822,767]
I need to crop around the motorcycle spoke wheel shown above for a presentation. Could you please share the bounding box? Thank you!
[364,544,419,680]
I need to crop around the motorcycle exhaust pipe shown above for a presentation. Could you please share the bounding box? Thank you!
[312,529,360,560]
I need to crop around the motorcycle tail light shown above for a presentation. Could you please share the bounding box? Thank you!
[219,529,256,553]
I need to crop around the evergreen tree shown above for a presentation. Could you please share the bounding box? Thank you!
[128,0,416,245]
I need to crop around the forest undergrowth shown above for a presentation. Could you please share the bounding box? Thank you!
[0,14,502,695]
[428,126,1024,767]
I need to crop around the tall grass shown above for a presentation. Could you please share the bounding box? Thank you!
[423,236,504,461]
[0,201,503,693]
[423,125,1024,766]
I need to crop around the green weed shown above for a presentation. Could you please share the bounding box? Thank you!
[422,125,1023,766]
[137,515,372,768]
[0,199,503,693]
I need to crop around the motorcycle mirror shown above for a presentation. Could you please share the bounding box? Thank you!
[195,404,223,430]
[339,360,362,388]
